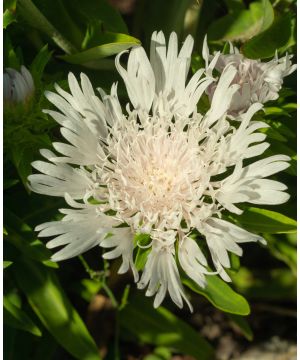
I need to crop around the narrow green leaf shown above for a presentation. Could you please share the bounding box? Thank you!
[183,275,250,315]
[3,0,17,28]
[4,33,21,69]
[13,259,101,360]
[30,44,52,85]
[227,314,253,341]
[229,207,297,234]
[3,9,16,28]
[69,0,128,35]
[4,261,13,269]
[264,107,291,117]
[264,234,296,275]
[120,293,214,360]
[4,296,42,336]
[242,14,294,59]
[60,33,140,66]
[17,0,77,54]
[31,0,84,49]
[4,208,59,268]
[4,179,19,190]
[260,126,287,142]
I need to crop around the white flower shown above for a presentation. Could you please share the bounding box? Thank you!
[4,66,35,104]
[29,31,290,310]
[202,37,296,116]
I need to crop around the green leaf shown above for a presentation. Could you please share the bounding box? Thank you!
[264,107,291,117]
[134,233,151,271]
[13,259,101,360]
[10,133,51,188]
[207,0,274,42]
[120,293,214,360]
[135,247,151,271]
[260,126,288,142]
[140,0,191,42]
[4,208,58,268]
[17,0,77,54]
[32,0,85,49]
[262,118,296,142]
[4,296,42,337]
[3,8,16,28]
[242,14,294,59]
[4,261,13,269]
[72,278,102,302]
[68,0,128,35]
[264,234,296,274]
[183,275,250,315]
[60,32,140,67]
[30,44,52,85]
[4,179,19,190]
[3,0,17,28]
[227,314,253,341]
[228,207,297,234]
[229,253,240,273]
[266,140,297,176]
[4,33,21,69]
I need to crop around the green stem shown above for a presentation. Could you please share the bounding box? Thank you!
[78,255,120,359]
[17,0,77,54]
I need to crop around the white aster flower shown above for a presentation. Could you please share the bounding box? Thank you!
[202,36,297,116]
[29,31,290,310]
[4,65,35,104]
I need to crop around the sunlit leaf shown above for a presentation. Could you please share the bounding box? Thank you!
[60,33,140,67]
[242,14,295,59]
[183,275,250,315]
[3,9,16,28]
[4,296,42,336]
[207,0,274,42]
[4,261,13,269]
[229,207,297,234]
[13,259,101,360]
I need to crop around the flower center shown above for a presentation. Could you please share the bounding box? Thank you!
[104,124,206,231]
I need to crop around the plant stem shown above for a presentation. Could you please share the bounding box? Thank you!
[78,255,120,360]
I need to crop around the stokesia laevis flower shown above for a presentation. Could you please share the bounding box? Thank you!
[202,36,297,116]
[28,31,290,311]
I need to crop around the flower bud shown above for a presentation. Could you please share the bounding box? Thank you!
[4,66,35,106]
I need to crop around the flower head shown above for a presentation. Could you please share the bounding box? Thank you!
[203,37,296,116]
[4,65,35,105]
[29,31,290,310]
